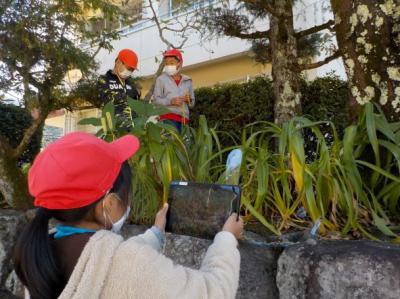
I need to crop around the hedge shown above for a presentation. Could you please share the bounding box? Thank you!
[191,75,350,147]
[0,103,42,166]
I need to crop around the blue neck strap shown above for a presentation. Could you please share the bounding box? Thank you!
[54,225,96,239]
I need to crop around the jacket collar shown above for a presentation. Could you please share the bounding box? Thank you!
[162,72,191,82]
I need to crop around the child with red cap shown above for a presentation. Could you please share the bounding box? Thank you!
[14,132,243,299]
[98,49,141,123]
[153,49,195,133]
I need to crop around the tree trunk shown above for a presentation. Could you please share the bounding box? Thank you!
[331,0,400,122]
[270,0,302,124]
[0,141,31,209]
[0,106,47,209]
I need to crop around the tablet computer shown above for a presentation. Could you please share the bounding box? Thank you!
[166,181,241,239]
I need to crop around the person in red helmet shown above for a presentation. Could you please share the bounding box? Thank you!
[98,49,141,122]
[13,132,243,299]
[153,49,195,133]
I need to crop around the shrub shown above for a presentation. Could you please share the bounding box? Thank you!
[191,76,275,146]
[191,75,350,147]
[0,103,42,166]
[82,99,400,240]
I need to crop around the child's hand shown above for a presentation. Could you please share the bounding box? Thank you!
[171,97,184,106]
[185,93,191,104]
[154,203,169,231]
[222,213,244,239]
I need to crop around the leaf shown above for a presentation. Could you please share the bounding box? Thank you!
[105,111,114,131]
[102,101,115,118]
[372,210,398,237]
[149,141,164,162]
[147,122,162,143]
[242,196,281,236]
[78,117,101,126]
[128,99,147,116]
[356,160,400,183]
[127,98,169,117]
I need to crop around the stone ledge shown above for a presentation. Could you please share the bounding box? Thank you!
[277,240,400,299]
[2,210,400,299]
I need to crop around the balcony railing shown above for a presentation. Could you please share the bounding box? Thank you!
[86,0,217,37]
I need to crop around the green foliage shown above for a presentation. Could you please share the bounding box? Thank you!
[0,0,123,206]
[230,102,400,240]
[0,103,42,165]
[0,0,122,112]
[301,74,350,132]
[84,99,400,241]
[191,75,350,148]
[191,76,275,146]
[202,1,334,67]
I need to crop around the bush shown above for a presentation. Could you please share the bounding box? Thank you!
[301,75,350,133]
[191,76,275,146]
[84,100,400,240]
[191,75,350,147]
[0,103,42,166]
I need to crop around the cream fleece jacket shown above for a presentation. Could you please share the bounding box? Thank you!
[57,229,240,299]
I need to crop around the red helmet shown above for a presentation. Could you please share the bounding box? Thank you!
[118,49,138,69]
[163,49,183,64]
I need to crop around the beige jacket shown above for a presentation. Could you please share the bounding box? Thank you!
[58,229,240,299]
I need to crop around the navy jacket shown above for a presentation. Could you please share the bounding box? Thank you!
[98,70,140,116]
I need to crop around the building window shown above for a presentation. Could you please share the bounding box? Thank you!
[86,0,143,34]
[120,0,143,27]
[169,0,214,16]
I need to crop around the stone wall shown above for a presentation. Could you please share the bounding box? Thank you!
[1,210,400,298]
[277,240,400,299]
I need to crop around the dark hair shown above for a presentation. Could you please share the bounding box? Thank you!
[164,56,180,63]
[13,161,132,299]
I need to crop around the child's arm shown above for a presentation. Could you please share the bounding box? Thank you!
[127,228,163,252]
[111,231,240,299]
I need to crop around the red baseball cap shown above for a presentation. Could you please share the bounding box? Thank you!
[118,49,138,69]
[163,49,183,64]
[28,132,140,210]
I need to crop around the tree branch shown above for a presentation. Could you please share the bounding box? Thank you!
[148,0,175,48]
[91,34,106,58]
[298,51,341,70]
[11,108,49,159]
[240,0,276,16]
[295,20,335,39]
[226,29,269,39]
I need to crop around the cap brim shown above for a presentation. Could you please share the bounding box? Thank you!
[111,135,140,162]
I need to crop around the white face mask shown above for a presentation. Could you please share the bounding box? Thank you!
[164,65,178,76]
[103,199,131,233]
[119,68,133,79]
[111,206,131,233]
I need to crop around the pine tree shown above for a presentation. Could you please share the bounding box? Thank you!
[203,0,339,124]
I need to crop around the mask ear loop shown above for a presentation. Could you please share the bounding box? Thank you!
[102,189,112,229]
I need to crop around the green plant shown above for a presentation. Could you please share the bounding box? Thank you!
[191,75,350,149]
[233,103,400,240]
[81,100,400,241]
[0,103,42,166]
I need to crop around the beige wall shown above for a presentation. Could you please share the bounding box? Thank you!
[45,114,65,129]
[44,108,101,136]
[140,54,272,96]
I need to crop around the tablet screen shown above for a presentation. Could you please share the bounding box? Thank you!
[166,181,241,239]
